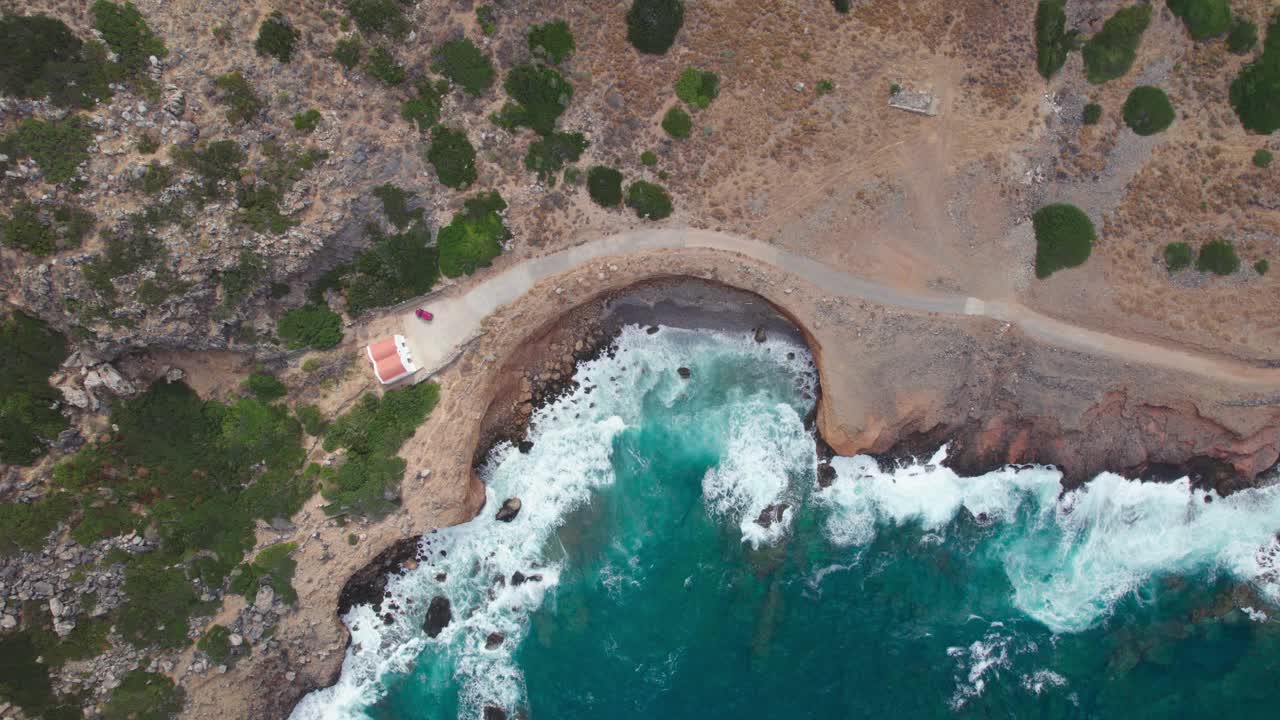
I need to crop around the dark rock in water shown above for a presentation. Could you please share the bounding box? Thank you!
[424,596,452,638]
[483,707,507,720]
[495,497,522,522]
[338,535,422,615]
[817,462,837,488]
[435,573,447,582]
[527,574,542,583]
[517,440,534,454]
[485,632,505,650]
[677,367,691,379]
[646,325,659,334]
[755,503,789,528]
[382,613,395,625]
[511,571,526,586]
[753,327,767,343]
[787,352,796,360]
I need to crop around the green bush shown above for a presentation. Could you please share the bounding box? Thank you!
[438,191,510,277]
[1256,148,1274,167]
[476,5,498,35]
[815,79,835,96]
[321,383,440,517]
[220,250,267,307]
[293,109,322,133]
[296,404,327,436]
[640,150,658,166]
[662,106,692,138]
[277,305,343,350]
[0,494,74,555]
[1030,203,1095,278]
[587,166,624,207]
[139,160,173,194]
[626,181,673,220]
[215,72,264,123]
[373,183,424,228]
[345,0,410,38]
[1083,4,1152,83]
[1122,85,1175,135]
[2,202,94,255]
[1227,17,1258,54]
[525,132,588,180]
[0,14,117,109]
[230,542,298,604]
[236,183,296,234]
[1197,239,1240,275]
[1164,242,1193,270]
[433,39,495,95]
[1083,102,1103,125]
[333,35,362,69]
[366,45,405,85]
[173,139,246,197]
[0,117,93,184]
[0,312,70,466]
[197,625,237,665]
[1254,258,1269,275]
[256,11,299,62]
[627,0,685,55]
[246,372,287,401]
[426,126,477,189]
[91,1,167,75]
[81,227,164,298]
[675,67,720,108]
[493,64,573,135]
[343,222,439,315]
[400,78,447,133]
[1230,14,1280,133]
[1168,0,1231,40]
[102,669,184,720]
[833,0,851,12]
[528,20,575,64]
[1034,0,1072,79]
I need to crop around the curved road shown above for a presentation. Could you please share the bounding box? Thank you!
[389,228,1280,389]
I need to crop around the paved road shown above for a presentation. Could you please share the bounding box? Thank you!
[388,228,1280,388]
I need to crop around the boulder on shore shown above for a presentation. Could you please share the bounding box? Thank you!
[495,497,522,522]
[424,596,452,638]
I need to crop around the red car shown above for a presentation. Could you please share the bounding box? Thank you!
[415,308,434,321]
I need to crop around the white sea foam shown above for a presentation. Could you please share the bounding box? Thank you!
[946,629,1012,710]
[291,325,816,720]
[820,448,1280,634]
[1020,668,1068,695]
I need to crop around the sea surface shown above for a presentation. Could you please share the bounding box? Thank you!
[293,325,1280,720]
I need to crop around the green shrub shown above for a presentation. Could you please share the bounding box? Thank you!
[833,0,851,13]
[296,404,327,436]
[1083,4,1152,83]
[1254,258,1269,275]
[2,202,93,255]
[525,132,588,180]
[1168,0,1231,41]
[230,542,298,604]
[115,554,209,649]
[675,67,720,108]
[343,222,439,315]
[1034,0,1072,79]
[1255,148,1274,167]
[373,184,424,228]
[197,625,237,665]
[640,150,658,166]
[476,5,498,35]
[662,106,692,138]
[138,160,173,194]
[815,79,835,96]
[236,183,296,234]
[217,252,267,311]
[1227,17,1258,54]
[438,191,510,277]
[1083,102,1103,124]
[433,39,495,95]
[626,180,673,220]
[0,14,116,109]
[246,372,287,401]
[173,139,246,197]
[277,305,343,350]
[215,72,264,123]
[365,45,405,85]
[1122,85,1175,135]
[0,312,70,466]
[627,0,685,55]
[1164,242,1193,270]
[1230,14,1280,133]
[256,11,299,62]
[493,64,573,135]
[1197,239,1240,275]
[1,117,93,184]
[0,494,74,555]
[345,0,410,38]
[1030,203,1095,278]
[81,227,164,298]
[102,669,184,720]
[321,383,439,516]
[91,1,167,75]
[293,109,322,133]
[426,126,477,189]
[528,20,575,64]
[333,35,362,69]
[587,166,624,207]
[137,133,161,154]
[400,78,447,132]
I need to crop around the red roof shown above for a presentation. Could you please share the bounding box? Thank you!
[368,337,398,361]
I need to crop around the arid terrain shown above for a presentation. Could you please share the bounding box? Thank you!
[1,0,1278,718]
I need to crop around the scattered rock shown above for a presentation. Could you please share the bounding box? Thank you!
[424,596,452,638]
[254,586,275,612]
[517,440,534,454]
[753,327,767,343]
[510,571,526,586]
[495,497,522,523]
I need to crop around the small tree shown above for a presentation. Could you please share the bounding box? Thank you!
[255,11,299,62]
[675,67,720,108]
[365,46,405,85]
[1030,203,1095,278]
[214,72,264,123]
[292,109,322,133]
[1227,17,1258,54]
[277,304,343,350]
[662,106,692,138]
[626,181,673,220]
[433,39,495,95]
[1255,149,1274,168]
[528,20,575,64]
[333,36,361,69]
[627,0,685,55]
[1167,0,1231,41]
[1083,102,1102,125]
[1035,0,1072,79]
[1163,242,1193,271]
[1196,239,1240,275]
[1230,14,1280,133]
[1122,86,1174,135]
[525,132,588,181]
[426,126,477,189]
[437,192,510,277]
[587,166,624,207]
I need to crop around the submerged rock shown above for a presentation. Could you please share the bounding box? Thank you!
[496,497,522,522]
[424,596,452,638]
[483,707,507,720]
[485,632,505,650]
[677,367,691,379]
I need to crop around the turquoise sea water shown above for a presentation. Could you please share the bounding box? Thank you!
[293,326,1280,720]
